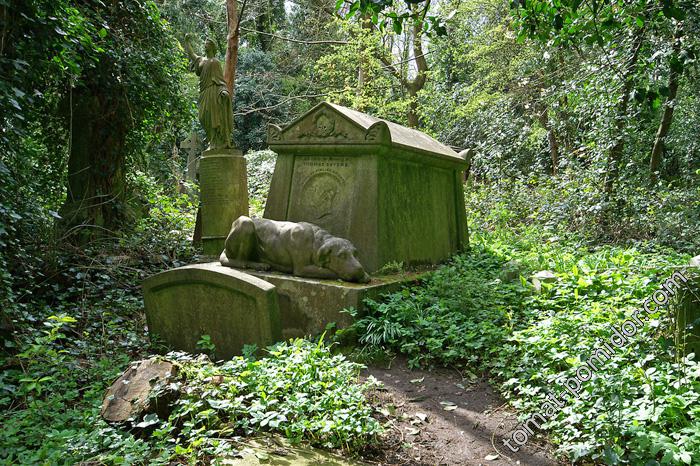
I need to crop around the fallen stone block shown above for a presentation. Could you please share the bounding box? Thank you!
[101,357,178,424]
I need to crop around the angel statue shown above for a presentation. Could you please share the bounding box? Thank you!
[182,34,233,150]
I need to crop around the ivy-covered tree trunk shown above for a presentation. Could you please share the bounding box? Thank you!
[59,87,129,239]
[650,31,683,183]
[604,32,645,196]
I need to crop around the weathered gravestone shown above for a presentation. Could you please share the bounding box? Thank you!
[265,102,469,273]
[199,149,249,256]
[676,258,700,357]
[180,131,201,183]
[143,263,281,359]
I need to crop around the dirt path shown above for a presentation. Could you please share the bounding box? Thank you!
[361,358,561,466]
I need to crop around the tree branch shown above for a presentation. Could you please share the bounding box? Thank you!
[239,27,347,45]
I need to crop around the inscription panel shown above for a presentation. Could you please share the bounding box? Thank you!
[287,156,357,236]
[200,163,231,204]
[198,154,248,256]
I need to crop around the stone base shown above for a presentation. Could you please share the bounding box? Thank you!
[240,266,420,339]
[143,262,421,356]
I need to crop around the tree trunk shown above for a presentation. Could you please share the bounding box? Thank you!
[405,5,427,128]
[604,32,645,196]
[371,4,428,128]
[356,13,372,94]
[650,32,682,183]
[538,108,560,176]
[59,87,129,240]
[224,0,240,99]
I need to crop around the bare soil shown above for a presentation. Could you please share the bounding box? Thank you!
[360,358,562,466]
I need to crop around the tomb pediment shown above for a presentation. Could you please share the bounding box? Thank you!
[268,102,462,163]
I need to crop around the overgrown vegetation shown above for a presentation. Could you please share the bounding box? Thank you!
[3,0,700,464]
[345,185,699,464]
[134,342,380,460]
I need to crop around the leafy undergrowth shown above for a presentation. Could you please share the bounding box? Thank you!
[346,226,700,464]
[1,265,380,464]
[129,341,380,463]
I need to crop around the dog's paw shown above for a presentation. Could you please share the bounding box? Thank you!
[250,262,271,271]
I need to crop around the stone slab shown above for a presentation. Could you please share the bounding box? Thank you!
[240,265,422,338]
[143,263,281,360]
[101,357,177,423]
[200,149,249,256]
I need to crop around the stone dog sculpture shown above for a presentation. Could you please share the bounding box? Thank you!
[220,216,370,283]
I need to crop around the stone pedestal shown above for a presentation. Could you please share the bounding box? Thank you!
[243,267,421,339]
[200,148,249,256]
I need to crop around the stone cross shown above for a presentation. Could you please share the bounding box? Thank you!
[181,132,201,182]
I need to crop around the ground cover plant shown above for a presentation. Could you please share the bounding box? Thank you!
[346,186,700,464]
[0,177,381,464]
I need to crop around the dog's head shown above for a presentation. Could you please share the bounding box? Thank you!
[317,238,370,283]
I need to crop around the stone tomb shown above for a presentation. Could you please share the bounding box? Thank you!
[144,103,468,358]
[265,102,469,273]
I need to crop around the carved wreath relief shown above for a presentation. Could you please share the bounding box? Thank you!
[296,110,352,141]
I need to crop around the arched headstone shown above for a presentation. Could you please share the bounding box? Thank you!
[144,264,281,360]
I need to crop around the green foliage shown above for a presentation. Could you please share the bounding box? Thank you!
[0,178,197,464]
[122,171,198,261]
[23,340,380,464]
[314,19,411,124]
[196,334,217,356]
[336,0,447,37]
[234,49,291,153]
[346,248,527,369]
[245,149,277,218]
[466,173,700,253]
[347,200,699,463]
[1,0,192,236]
[512,0,688,46]
[484,228,699,464]
[143,340,380,460]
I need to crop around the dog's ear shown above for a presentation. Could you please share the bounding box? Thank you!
[316,241,333,267]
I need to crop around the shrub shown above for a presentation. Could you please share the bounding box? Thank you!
[246,149,277,218]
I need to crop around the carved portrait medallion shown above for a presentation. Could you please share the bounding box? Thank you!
[300,172,343,225]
